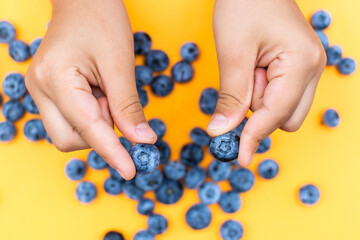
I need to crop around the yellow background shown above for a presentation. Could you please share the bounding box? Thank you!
[1,0,360,239]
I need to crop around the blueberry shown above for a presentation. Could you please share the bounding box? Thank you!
[322,109,340,127]
[108,166,125,181]
[199,88,219,115]
[311,10,331,30]
[119,137,132,152]
[137,198,155,215]
[9,40,30,62]
[219,191,241,214]
[256,136,271,154]
[337,58,356,75]
[24,119,46,141]
[155,140,171,164]
[209,132,239,162]
[147,214,168,235]
[315,30,329,50]
[148,118,166,139]
[75,181,97,204]
[171,60,194,83]
[2,73,26,100]
[135,169,163,191]
[104,177,123,195]
[208,159,232,182]
[129,144,160,174]
[163,161,186,180]
[190,127,210,146]
[103,231,125,240]
[185,203,212,230]
[185,166,206,189]
[0,93,2,106]
[45,132,52,143]
[65,159,87,181]
[229,168,255,193]
[0,21,16,43]
[220,220,244,240]
[133,230,154,240]
[123,180,145,200]
[145,50,169,72]
[180,42,199,62]
[258,159,279,180]
[22,93,39,114]
[299,184,320,205]
[2,100,25,122]
[198,182,221,205]
[135,66,153,86]
[150,75,174,97]
[137,87,149,107]
[155,179,183,204]
[134,32,152,55]
[87,150,108,169]
[0,121,16,141]
[29,37,42,56]
[326,45,342,66]
[232,117,248,136]
[180,143,204,167]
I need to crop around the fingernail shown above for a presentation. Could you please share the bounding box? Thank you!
[136,123,156,139]
[208,114,228,131]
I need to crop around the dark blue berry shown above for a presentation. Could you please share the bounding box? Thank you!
[232,117,248,136]
[185,166,206,189]
[103,231,125,240]
[119,137,132,152]
[256,136,271,153]
[208,159,232,182]
[146,50,169,72]
[198,182,221,205]
[75,181,97,204]
[2,73,26,100]
[147,214,168,235]
[148,118,166,139]
[155,179,183,204]
[315,30,329,50]
[24,119,46,141]
[155,140,171,164]
[23,93,39,114]
[209,132,239,162]
[199,88,218,114]
[219,191,241,213]
[104,177,123,195]
[258,159,279,180]
[220,220,244,240]
[2,100,25,122]
[137,87,149,107]
[163,161,186,180]
[123,180,144,200]
[0,121,16,141]
[322,109,340,127]
[229,168,255,193]
[135,66,153,86]
[137,198,155,215]
[311,10,331,30]
[45,132,52,143]
[133,230,154,240]
[299,184,320,205]
[29,38,42,56]
[190,127,211,146]
[129,144,160,174]
[65,159,87,181]
[180,42,199,62]
[135,169,163,191]
[171,60,194,83]
[134,32,152,55]
[150,75,174,97]
[87,150,108,170]
[326,45,342,66]
[337,58,356,75]
[185,203,212,230]
[0,21,16,43]
[180,143,204,167]
[9,40,30,62]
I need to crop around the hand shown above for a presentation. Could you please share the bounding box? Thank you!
[208,0,326,166]
[25,0,157,180]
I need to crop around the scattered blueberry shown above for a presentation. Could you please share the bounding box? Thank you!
[2,73,26,100]
[137,198,155,215]
[65,159,87,181]
[326,45,342,66]
[185,166,206,189]
[315,30,329,50]
[229,168,255,193]
[45,132,52,143]
[135,169,163,191]
[171,61,194,83]
[311,10,331,30]
[9,40,30,62]
[123,180,145,200]
[0,121,16,141]
[219,191,241,214]
[23,93,39,114]
[180,143,204,167]
[129,144,160,174]
[198,182,221,205]
[133,230,154,240]
[337,57,356,75]
[322,109,340,127]
[103,231,125,240]
[119,137,132,152]
[75,181,97,204]
[232,117,248,136]
[146,50,169,72]
[155,140,171,164]
[134,32,152,55]
[209,132,239,162]
[29,37,42,56]
[258,159,279,180]
[1,100,25,122]
[135,66,153,86]
[137,87,149,107]
[208,159,232,182]
[220,220,244,240]
[87,150,108,170]
[185,203,212,230]
[199,88,219,115]
[150,75,174,97]
[0,21,16,43]
[299,184,320,205]
[24,119,46,141]
[0,93,2,106]
[180,42,199,62]
[190,127,211,146]
[163,161,186,180]
[148,118,166,139]
[104,177,123,195]
[256,136,271,154]
[108,166,124,181]
[155,179,183,204]
[147,214,168,235]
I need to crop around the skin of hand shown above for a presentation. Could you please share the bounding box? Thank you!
[208,0,327,166]
[25,0,157,180]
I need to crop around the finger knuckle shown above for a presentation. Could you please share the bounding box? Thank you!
[281,119,303,132]
[218,89,250,111]
[115,95,144,118]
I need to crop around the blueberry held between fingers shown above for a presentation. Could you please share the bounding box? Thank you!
[220,220,244,240]
[135,66,153,86]
[2,100,25,122]
[155,179,183,204]
[315,30,329,50]
[123,180,144,200]
[75,181,97,204]
[219,191,241,214]
[0,21,16,43]
[208,159,232,182]
[258,159,279,180]
[163,161,186,180]
[198,182,221,205]
[190,127,211,146]
[326,45,342,66]
[150,75,174,97]
[209,132,239,162]
[135,169,163,191]
[0,121,16,142]
[199,88,219,115]
[180,42,199,62]
[147,214,168,235]
[185,203,212,230]
[322,109,340,128]
[65,159,87,181]
[137,87,149,107]
[22,93,39,114]
[104,177,123,195]
[311,10,331,30]
[229,168,255,193]
[171,60,194,83]
[2,73,26,100]
[148,118,166,139]
[9,40,30,62]
[87,150,108,170]
[119,137,132,152]
[180,143,204,167]
[155,140,171,164]
[299,184,320,205]
[256,136,271,154]
[129,144,160,174]
[29,37,42,56]
[146,50,169,72]
[337,57,356,75]
[133,230,154,240]
[134,31,152,55]
[24,119,46,141]
[185,166,206,189]
[103,231,125,240]
[137,198,155,215]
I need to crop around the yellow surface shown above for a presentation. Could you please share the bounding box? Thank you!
[0,0,360,239]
